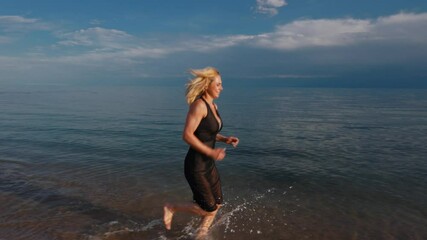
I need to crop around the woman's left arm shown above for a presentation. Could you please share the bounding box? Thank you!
[216,134,239,148]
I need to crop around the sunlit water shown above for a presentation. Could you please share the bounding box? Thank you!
[1,85,426,239]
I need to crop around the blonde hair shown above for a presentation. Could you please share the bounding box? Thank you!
[185,67,220,104]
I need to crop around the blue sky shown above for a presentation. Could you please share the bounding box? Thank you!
[1,0,427,87]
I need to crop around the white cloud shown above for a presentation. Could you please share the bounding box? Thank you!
[181,34,255,52]
[0,15,51,32]
[253,18,371,50]
[256,0,287,16]
[90,19,103,26]
[249,12,427,50]
[377,11,427,25]
[57,27,135,49]
[372,12,427,43]
[0,15,52,45]
[55,27,252,59]
[54,27,180,63]
[0,15,38,24]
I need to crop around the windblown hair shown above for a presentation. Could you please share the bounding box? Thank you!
[185,67,220,104]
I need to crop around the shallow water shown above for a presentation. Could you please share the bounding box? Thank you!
[1,85,426,239]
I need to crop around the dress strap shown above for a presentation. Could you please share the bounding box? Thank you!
[200,97,222,131]
[200,97,210,110]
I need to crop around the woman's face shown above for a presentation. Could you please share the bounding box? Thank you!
[206,75,223,99]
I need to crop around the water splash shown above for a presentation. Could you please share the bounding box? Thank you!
[173,217,201,239]
[84,186,297,239]
[208,187,295,238]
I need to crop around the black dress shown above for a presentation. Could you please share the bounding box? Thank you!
[184,97,223,212]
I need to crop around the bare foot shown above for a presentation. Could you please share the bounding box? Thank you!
[163,204,174,230]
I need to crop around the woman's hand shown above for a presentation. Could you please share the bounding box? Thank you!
[225,136,239,148]
[209,148,226,161]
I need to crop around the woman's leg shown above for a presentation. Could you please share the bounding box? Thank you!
[196,204,221,239]
[163,202,217,230]
[163,203,175,230]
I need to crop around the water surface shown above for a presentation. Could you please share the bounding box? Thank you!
[1,85,426,239]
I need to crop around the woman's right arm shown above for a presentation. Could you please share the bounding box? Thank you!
[183,100,226,160]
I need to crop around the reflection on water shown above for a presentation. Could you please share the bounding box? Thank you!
[1,86,427,239]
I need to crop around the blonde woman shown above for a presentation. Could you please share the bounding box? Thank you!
[163,67,239,238]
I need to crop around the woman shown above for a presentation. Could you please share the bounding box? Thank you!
[163,67,239,238]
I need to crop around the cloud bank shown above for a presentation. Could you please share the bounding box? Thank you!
[252,12,427,50]
[0,12,426,84]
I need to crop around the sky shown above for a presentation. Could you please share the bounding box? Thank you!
[1,0,427,87]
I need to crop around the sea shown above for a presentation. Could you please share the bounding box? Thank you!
[0,84,426,240]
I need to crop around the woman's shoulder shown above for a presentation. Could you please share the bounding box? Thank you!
[191,98,205,106]
[189,98,208,115]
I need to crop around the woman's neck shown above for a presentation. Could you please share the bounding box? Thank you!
[202,94,214,104]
